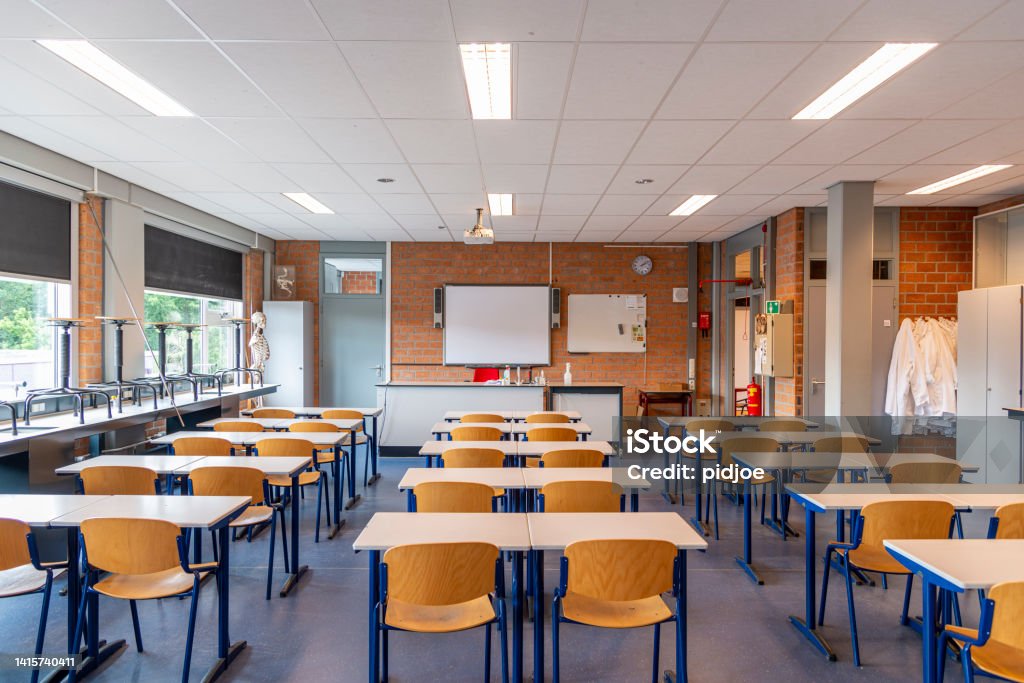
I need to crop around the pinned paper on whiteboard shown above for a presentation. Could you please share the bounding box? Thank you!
[626,295,643,309]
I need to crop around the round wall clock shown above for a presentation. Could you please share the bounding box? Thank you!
[631,254,653,276]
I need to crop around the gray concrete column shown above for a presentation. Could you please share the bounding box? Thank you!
[824,181,874,416]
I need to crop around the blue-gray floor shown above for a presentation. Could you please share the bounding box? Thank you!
[1,457,980,682]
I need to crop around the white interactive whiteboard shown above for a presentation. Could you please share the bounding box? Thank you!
[443,285,551,366]
[567,294,647,353]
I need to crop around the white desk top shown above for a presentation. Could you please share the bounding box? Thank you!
[884,539,1024,590]
[527,512,707,551]
[398,468,526,490]
[173,456,311,477]
[274,418,362,431]
[50,495,250,529]
[55,454,208,476]
[430,421,513,434]
[516,441,615,456]
[0,494,109,526]
[352,512,531,551]
[512,410,582,420]
[152,431,347,446]
[442,410,517,421]
[786,483,967,512]
[522,468,650,490]
[241,406,382,417]
[441,410,583,421]
[419,441,518,456]
[717,431,881,446]
[513,422,591,434]
[196,417,284,429]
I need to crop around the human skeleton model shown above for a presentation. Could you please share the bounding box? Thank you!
[248,311,270,407]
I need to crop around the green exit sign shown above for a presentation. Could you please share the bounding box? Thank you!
[766,300,781,315]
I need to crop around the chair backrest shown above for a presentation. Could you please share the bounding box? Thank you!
[719,437,781,466]
[189,466,266,505]
[383,542,499,605]
[213,421,265,433]
[888,461,962,484]
[289,421,340,433]
[171,436,233,456]
[813,436,869,453]
[80,465,158,495]
[856,501,954,553]
[987,581,1024,651]
[460,413,504,423]
[685,419,735,433]
[254,438,315,458]
[441,448,505,468]
[413,481,494,512]
[993,502,1024,539]
[564,539,676,601]
[758,419,807,432]
[541,481,622,512]
[526,427,577,442]
[251,408,296,419]
[0,518,31,571]
[539,449,604,468]
[320,410,364,431]
[525,413,570,424]
[450,426,503,441]
[80,518,182,575]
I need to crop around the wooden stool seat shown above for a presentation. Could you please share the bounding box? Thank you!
[229,505,274,527]
[0,563,50,598]
[94,565,215,601]
[384,595,496,633]
[562,592,672,629]
[268,470,320,488]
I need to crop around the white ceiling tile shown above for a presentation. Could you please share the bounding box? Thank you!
[495,231,537,242]
[564,43,692,120]
[340,42,467,119]
[607,165,688,194]
[949,168,1024,195]
[615,230,664,242]
[751,195,828,216]
[874,165,972,194]
[790,164,904,193]
[244,225,289,240]
[957,1,1024,40]
[730,165,831,194]
[0,116,111,161]
[373,194,438,215]
[830,0,1003,41]
[276,227,331,240]
[581,0,722,41]
[853,120,1004,165]
[193,192,277,213]
[0,58,99,115]
[317,194,387,214]
[132,162,237,191]
[537,216,586,230]
[545,165,618,194]
[202,162,290,192]
[510,194,543,215]
[939,69,1024,119]
[702,120,821,164]
[0,1,75,38]
[300,118,402,164]
[668,165,759,194]
[316,225,371,239]
[118,117,257,163]
[38,0,201,38]
[276,163,363,194]
[311,0,454,40]
[540,194,600,215]
[776,120,913,164]
[629,215,683,230]
[431,195,487,215]
[922,120,1024,165]
[343,214,399,229]
[32,115,182,161]
[396,215,445,230]
[576,230,622,242]
[553,121,645,164]
[928,194,1006,207]
[591,195,657,215]
[539,232,581,242]
[387,120,477,164]
[405,228,453,242]
[515,43,574,120]
[667,194,771,215]
[659,43,813,119]
[582,215,633,231]
[475,121,558,164]
[173,0,330,39]
[482,165,549,194]
[628,121,732,165]
[240,213,320,232]
[368,230,412,241]
[672,214,735,231]
[658,229,710,242]
[413,164,483,194]
[451,0,584,41]
[707,0,860,40]
[210,118,329,163]
[342,163,421,193]
[490,215,539,230]
[291,213,360,230]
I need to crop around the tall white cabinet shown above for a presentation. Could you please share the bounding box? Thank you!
[957,285,1023,483]
[262,301,314,407]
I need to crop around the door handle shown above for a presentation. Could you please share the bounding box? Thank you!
[811,378,825,393]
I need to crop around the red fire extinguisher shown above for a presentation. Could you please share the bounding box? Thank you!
[746,378,762,416]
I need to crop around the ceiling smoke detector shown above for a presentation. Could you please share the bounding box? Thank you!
[463,208,494,245]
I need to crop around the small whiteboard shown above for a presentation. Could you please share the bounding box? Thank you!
[567,294,647,353]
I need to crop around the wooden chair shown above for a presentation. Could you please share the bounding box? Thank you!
[170,436,233,456]
[376,542,507,682]
[74,518,217,683]
[552,539,681,682]
[539,449,605,468]
[460,413,505,423]
[288,423,345,491]
[757,419,807,432]
[887,461,962,484]
[525,413,570,424]
[0,518,67,683]
[213,421,265,433]
[988,502,1024,539]
[441,448,507,504]
[819,500,955,666]
[412,481,496,513]
[801,435,871,484]
[708,437,779,540]
[254,438,329,543]
[683,419,736,434]
[941,581,1024,683]
[188,466,287,600]
[80,465,158,495]
[525,427,577,442]
[539,481,623,512]
[451,426,503,441]
[321,410,372,485]
[251,408,296,419]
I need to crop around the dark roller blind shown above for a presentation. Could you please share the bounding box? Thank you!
[0,181,71,281]
[144,226,244,300]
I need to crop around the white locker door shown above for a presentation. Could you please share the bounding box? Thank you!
[957,288,990,482]
[985,285,1023,483]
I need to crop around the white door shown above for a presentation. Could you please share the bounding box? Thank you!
[985,285,1023,483]
[262,301,314,406]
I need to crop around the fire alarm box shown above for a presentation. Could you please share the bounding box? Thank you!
[697,312,711,329]
[753,312,794,378]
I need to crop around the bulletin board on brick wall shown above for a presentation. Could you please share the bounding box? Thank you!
[567,294,647,353]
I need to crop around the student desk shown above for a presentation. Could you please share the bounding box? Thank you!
[522,467,649,512]
[353,512,531,683]
[195,417,286,430]
[429,421,513,439]
[418,440,519,468]
[55,454,208,494]
[884,539,1024,683]
[637,387,692,416]
[172,456,312,597]
[513,440,615,466]
[511,422,591,440]
[397,467,527,511]
[51,495,250,682]
[442,410,583,422]
[526,512,707,683]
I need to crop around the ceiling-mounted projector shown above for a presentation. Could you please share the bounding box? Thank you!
[463,207,494,245]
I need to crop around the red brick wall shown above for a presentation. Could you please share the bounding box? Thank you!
[341,271,378,294]
[774,208,804,416]
[898,207,974,321]
[77,196,104,384]
[389,242,689,411]
[273,241,320,403]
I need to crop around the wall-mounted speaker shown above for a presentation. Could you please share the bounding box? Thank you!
[433,287,443,328]
[551,287,561,329]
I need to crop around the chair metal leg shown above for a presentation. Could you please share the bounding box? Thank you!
[843,553,861,667]
[499,600,509,683]
[552,600,561,683]
[962,644,975,683]
[182,582,199,683]
[129,599,143,652]
[712,482,720,541]
[484,622,492,682]
[267,515,277,601]
[278,507,290,574]
[382,628,389,682]
[900,575,913,626]
[818,547,833,626]
[69,587,89,683]
[651,622,661,683]
[315,480,323,543]
[31,573,53,683]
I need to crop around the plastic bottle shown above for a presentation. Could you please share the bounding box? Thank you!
[538,370,546,386]
[563,362,572,385]
[503,365,511,385]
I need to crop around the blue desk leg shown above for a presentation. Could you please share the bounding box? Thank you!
[345,430,361,509]
[532,549,544,683]
[735,478,764,585]
[329,445,346,538]
[663,550,688,683]
[367,416,381,485]
[368,550,380,683]
[281,474,309,596]
[787,507,836,661]
[922,580,937,683]
[511,550,524,683]
[631,490,639,512]
[690,451,709,536]
[204,524,246,681]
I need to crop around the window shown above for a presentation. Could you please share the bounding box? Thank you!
[0,274,70,398]
[324,257,382,295]
[143,291,241,377]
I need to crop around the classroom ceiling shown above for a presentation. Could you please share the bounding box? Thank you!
[2,0,1024,243]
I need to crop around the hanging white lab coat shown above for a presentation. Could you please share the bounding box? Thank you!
[923,317,957,415]
[884,318,930,417]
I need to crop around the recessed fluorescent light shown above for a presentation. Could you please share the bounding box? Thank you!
[282,192,334,214]
[669,195,718,216]
[907,165,1014,195]
[36,39,192,117]
[487,193,513,216]
[459,43,511,120]
[793,43,937,120]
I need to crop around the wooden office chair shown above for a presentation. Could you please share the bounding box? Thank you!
[171,436,233,456]
[801,435,870,484]
[683,419,735,434]
[706,437,779,540]
[213,421,265,432]
[451,426,503,441]
[376,542,507,682]
[887,461,962,484]
[460,413,505,423]
[251,408,296,419]
[254,438,329,543]
[988,502,1024,539]
[757,419,807,432]
[413,481,495,513]
[553,539,681,682]
[525,427,577,442]
[818,500,955,667]
[525,413,570,424]
[539,481,623,512]
[75,518,216,683]
[320,409,372,485]
[441,448,507,503]
[188,466,287,600]
[539,449,605,468]
[941,581,1024,683]
[0,518,67,683]
[80,465,158,495]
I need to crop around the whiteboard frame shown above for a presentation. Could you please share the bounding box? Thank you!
[567,293,647,353]
[442,283,552,366]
